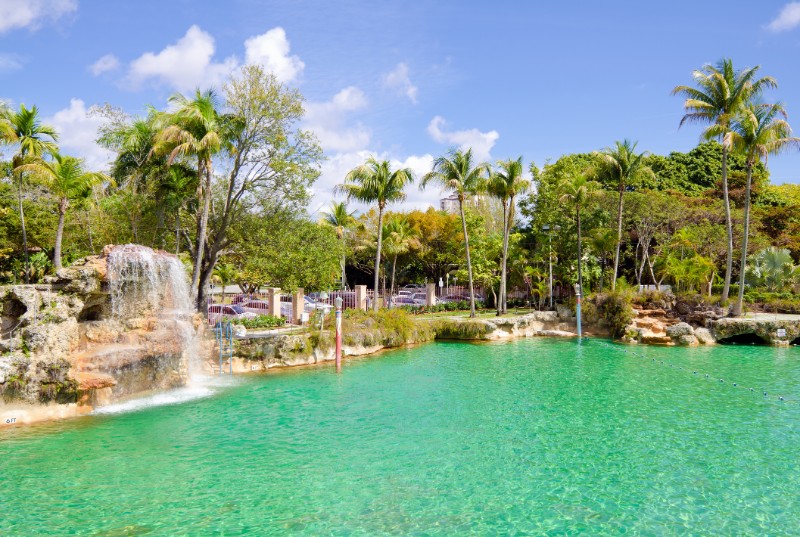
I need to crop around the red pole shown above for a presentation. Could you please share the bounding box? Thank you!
[335,298,342,373]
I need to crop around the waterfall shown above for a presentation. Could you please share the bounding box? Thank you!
[106,245,202,375]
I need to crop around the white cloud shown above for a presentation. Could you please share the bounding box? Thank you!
[382,62,418,103]
[128,25,237,92]
[89,54,120,76]
[304,87,371,152]
[0,0,77,33]
[0,53,23,73]
[427,116,499,161]
[767,2,800,31]
[126,25,303,92]
[309,150,435,215]
[244,27,304,83]
[48,99,114,171]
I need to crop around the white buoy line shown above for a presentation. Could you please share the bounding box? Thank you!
[594,340,792,405]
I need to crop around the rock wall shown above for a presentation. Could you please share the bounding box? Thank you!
[1,247,203,425]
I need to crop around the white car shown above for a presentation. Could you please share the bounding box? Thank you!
[411,293,428,306]
[208,304,258,324]
[240,300,294,318]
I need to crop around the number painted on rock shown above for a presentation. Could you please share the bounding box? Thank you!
[5,417,17,424]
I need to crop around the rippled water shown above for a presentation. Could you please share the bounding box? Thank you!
[2,339,799,535]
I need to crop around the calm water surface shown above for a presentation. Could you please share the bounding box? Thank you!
[2,338,799,535]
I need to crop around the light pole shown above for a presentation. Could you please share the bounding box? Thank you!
[335,296,343,373]
[574,283,582,338]
[438,277,444,298]
[543,224,561,309]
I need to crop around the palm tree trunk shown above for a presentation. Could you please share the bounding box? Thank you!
[577,206,583,295]
[175,207,181,255]
[599,258,605,292]
[192,158,211,309]
[340,235,347,290]
[498,199,508,316]
[459,199,476,318]
[612,182,624,290]
[721,147,733,303]
[16,174,29,284]
[734,162,754,316]
[373,204,384,311]
[86,208,95,254]
[53,197,67,272]
[391,255,397,299]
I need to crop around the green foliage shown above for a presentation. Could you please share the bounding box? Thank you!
[594,291,635,339]
[235,314,286,330]
[341,308,435,347]
[747,247,798,291]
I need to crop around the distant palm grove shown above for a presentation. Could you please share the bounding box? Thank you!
[2,60,800,317]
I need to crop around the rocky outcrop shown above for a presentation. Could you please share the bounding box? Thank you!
[1,246,204,425]
[709,317,800,346]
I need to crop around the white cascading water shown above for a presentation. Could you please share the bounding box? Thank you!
[106,244,201,376]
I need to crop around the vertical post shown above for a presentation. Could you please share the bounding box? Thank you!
[267,287,281,317]
[355,284,367,311]
[426,283,437,307]
[335,296,343,373]
[293,287,304,325]
[574,284,582,338]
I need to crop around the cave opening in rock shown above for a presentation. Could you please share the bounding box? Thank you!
[2,298,28,332]
[717,332,769,345]
[791,337,800,346]
[78,304,105,322]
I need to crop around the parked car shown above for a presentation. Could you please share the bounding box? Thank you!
[208,304,258,323]
[304,296,333,313]
[389,296,417,308]
[412,293,428,305]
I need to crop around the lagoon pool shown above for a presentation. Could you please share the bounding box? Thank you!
[2,339,799,535]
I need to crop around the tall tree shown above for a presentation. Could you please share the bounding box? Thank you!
[727,102,800,315]
[595,139,653,289]
[382,216,419,297]
[486,156,530,314]
[337,158,414,309]
[153,90,228,307]
[422,148,488,318]
[0,104,58,282]
[16,154,110,270]
[322,201,357,290]
[672,59,776,302]
[558,174,599,298]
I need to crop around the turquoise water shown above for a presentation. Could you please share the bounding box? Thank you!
[2,338,800,535]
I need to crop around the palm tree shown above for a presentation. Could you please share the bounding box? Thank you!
[422,148,488,318]
[382,216,420,297]
[558,174,599,298]
[212,263,239,304]
[486,157,530,314]
[153,89,228,308]
[727,103,800,315]
[16,154,110,271]
[748,247,798,292]
[336,158,414,309]
[0,104,58,282]
[589,228,617,292]
[322,201,357,290]
[672,59,776,302]
[157,164,197,255]
[595,139,653,289]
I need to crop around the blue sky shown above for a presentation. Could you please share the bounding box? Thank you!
[2,0,800,212]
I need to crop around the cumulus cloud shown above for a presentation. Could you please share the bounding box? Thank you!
[0,53,23,73]
[126,25,303,92]
[304,87,371,152]
[382,62,418,103]
[47,99,114,171]
[128,25,237,92]
[767,2,800,32]
[427,116,499,161]
[0,0,77,33]
[244,28,305,83]
[89,54,120,76]
[309,150,435,215]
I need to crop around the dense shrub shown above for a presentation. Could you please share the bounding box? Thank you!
[398,300,486,315]
[342,309,436,347]
[594,291,634,339]
[237,315,286,329]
